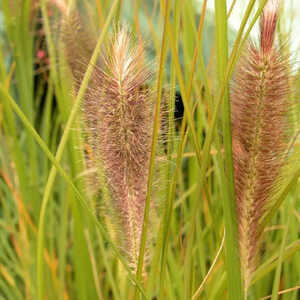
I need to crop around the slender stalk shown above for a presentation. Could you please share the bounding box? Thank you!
[135,1,169,297]
[214,0,243,299]
[191,230,225,300]
[271,198,294,300]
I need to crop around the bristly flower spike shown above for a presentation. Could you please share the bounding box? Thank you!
[91,27,155,271]
[231,0,291,292]
[60,13,156,271]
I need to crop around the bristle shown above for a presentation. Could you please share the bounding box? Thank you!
[231,0,290,289]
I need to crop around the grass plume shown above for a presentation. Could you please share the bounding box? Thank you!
[231,0,292,291]
[92,28,155,270]
[61,18,156,271]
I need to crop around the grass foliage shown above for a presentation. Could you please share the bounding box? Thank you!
[0,0,299,299]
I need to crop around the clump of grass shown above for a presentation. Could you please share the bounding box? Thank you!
[231,0,292,292]
[1,1,300,299]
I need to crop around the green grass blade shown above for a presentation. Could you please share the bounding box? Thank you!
[135,0,170,297]
[214,0,242,298]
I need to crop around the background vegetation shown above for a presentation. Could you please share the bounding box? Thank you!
[0,0,299,299]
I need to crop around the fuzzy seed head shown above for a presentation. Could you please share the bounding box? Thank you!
[60,8,157,270]
[80,26,155,271]
[231,0,291,289]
